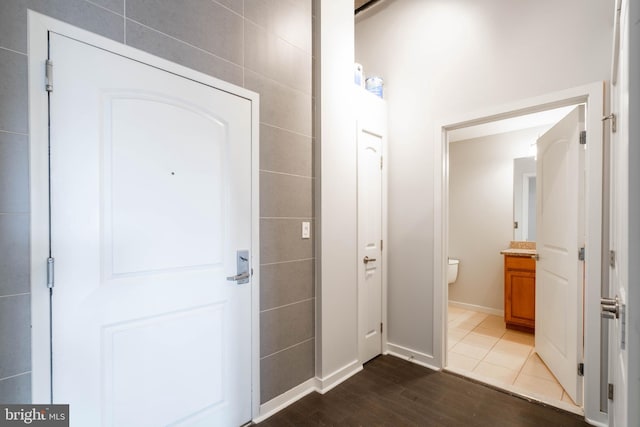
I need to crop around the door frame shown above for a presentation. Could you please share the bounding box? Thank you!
[355,88,388,363]
[28,11,260,418]
[433,82,606,426]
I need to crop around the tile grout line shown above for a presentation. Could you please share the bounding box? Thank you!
[123,0,127,44]
[260,258,314,267]
[0,371,31,382]
[260,169,314,179]
[0,129,29,137]
[243,14,312,56]
[125,18,243,71]
[260,217,314,220]
[0,46,27,56]
[260,122,313,139]
[260,337,314,361]
[84,0,124,17]
[511,346,534,386]
[0,292,30,299]
[450,307,576,407]
[261,297,315,314]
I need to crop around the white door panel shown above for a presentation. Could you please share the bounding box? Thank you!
[535,105,585,405]
[357,90,386,364]
[358,132,382,363]
[608,0,630,424]
[50,33,253,426]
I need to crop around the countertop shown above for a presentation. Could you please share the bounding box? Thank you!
[500,248,537,256]
[500,241,536,256]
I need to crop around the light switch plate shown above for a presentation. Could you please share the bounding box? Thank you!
[302,221,310,239]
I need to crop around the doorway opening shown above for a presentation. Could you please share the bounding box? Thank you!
[445,104,583,414]
[433,82,606,425]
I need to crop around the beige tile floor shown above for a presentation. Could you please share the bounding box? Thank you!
[447,305,580,411]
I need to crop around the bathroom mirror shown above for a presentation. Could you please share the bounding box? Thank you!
[513,156,536,241]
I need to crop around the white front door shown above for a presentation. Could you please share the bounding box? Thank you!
[49,33,253,426]
[357,103,384,364]
[535,105,585,405]
[608,0,630,424]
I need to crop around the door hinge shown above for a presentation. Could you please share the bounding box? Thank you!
[380,322,383,333]
[380,156,383,170]
[45,59,53,92]
[602,114,617,133]
[608,383,614,400]
[577,363,584,376]
[579,130,586,145]
[380,240,383,251]
[609,250,616,268]
[578,247,585,261]
[46,257,55,288]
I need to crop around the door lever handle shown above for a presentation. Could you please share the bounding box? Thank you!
[363,256,377,264]
[228,250,250,284]
[227,272,250,282]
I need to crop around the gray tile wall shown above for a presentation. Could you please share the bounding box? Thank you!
[0,0,313,405]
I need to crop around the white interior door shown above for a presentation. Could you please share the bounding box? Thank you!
[49,33,253,426]
[608,0,630,424]
[535,105,585,405]
[357,112,383,364]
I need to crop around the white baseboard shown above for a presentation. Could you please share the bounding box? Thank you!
[386,343,441,371]
[316,360,362,394]
[254,360,363,423]
[254,377,317,424]
[448,300,504,316]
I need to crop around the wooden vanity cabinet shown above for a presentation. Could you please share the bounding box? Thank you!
[504,255,536,332]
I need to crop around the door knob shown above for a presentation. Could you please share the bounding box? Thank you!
[363,256,377,264]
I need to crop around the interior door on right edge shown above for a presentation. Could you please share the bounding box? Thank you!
[535,105,585,405]
[607,0,630,424]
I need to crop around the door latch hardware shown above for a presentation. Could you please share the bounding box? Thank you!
[577,363,584,376]
[609,250,616,268]
[602,114,617,133]
[363,256,377,264]
[578,247,585,261]
[226,250,250,284]
[608,383,614,400]
[601,296,621,319]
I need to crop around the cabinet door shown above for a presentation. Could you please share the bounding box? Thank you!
[505,269,536,330]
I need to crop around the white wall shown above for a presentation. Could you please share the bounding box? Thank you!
[315,1,359,381]
[355,0,612,359]
[449,127,544,312]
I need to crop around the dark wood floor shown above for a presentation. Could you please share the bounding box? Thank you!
[257,355,590,427]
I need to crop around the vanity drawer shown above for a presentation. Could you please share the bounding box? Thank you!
[504,254,535,271]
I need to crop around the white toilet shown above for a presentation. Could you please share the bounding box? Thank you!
[447,258,460,284]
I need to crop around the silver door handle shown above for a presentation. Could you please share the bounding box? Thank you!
[227,250,250,284]
[227,272,250,282]
[363,256,377,264]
